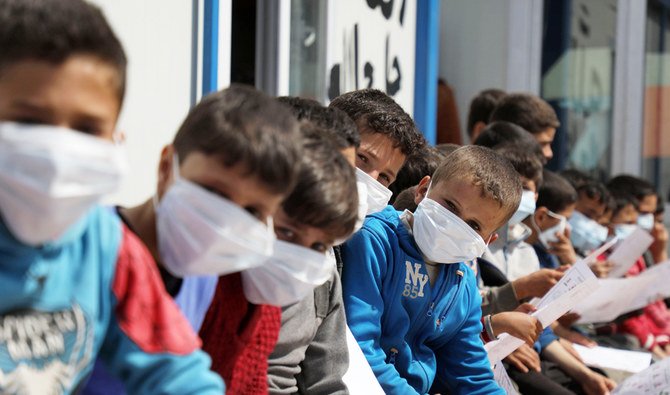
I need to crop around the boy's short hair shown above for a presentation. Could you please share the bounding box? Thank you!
[277,96,360,149]
[390,146,446,203]
[393,186,418,213]
[489,93,560,134]
[473,121,545,164]
[578,180,610,205]
[560,169,593,190]
[607,175,656,201]
[329,89,426,156]
[466,89,506,136]
[282,123,359,239]
[0,0,127,101]
[434,143,461,157]
[431,146,522,224]
[494,144,544,188]
[173,84,301,195]
[607,187,639,217]
[537,170,577,213]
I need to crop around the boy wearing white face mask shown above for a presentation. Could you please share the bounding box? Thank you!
[329,89,427,218]
[259,124,359,394]
[484,145,544,281]
[82,85,303,394]
[0,0,224,394]
[567,179,611,255]
[528,171,579,270]
[342,146,522,394]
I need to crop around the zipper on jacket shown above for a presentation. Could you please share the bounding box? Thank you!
[436,268,465,331]
[426,302,435,317]
[387,347,399,365]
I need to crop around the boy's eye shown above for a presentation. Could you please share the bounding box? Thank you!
[466,221,481,232]
[13,116,44,125]
[310,243,327,253]
[276,226,296,241]
[379,173,391,185]
[73,123,103,136]
[357,153,369,164]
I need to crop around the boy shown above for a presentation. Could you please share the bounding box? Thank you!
[527,171,578,270]
[473,121,545,164]
[484,144,544,281]
[84,85,303,394]
[266,98,360,394]
[466,88,506,141]
[342,145,520,394]
[608,175,668,263]
[564,176,610,255]
[0,0,223,393]
[489,93,560,160]
[329,89,426,205]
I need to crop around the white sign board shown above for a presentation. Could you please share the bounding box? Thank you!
[326,0,416,114]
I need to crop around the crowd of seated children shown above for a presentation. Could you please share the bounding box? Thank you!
[4,1,670,395]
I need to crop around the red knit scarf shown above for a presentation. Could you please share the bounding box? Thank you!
[199,273,282,394]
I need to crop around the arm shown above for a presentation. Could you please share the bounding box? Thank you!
[296,270,349,395]
[435,276,504,395]
[481,283,520,315]
[100,227,224,394]
[341,228,419,394]
[542,341,616,395]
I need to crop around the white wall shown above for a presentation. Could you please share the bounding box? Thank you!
[91,0,196,206]
[439,0,542,142]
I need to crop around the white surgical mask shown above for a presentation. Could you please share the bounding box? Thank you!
[413,197,487,264]
[0,122,127,245]
[335,181,368,247]
[568,210,608,252]
[614,223,638,240]
[637,213,654,232]
[356,168,392,215]
[537,210,567,249]
[156,162,276,277]
[509,190,536,226]
[241,240,332,306]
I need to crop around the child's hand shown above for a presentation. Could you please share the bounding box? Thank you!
[579,370,616,395]
[548,229,578,265]
[557,312,581,328]
[491,312,543,347]
[504,344,541,373]
[512,269,564,300]
[650,222,669,263]
[590,260,613,278]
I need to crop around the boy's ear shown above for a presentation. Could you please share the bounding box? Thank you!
[157,144,175,199]
[487,232,499,245]
[534,207,549,228]
[414,176,431,206]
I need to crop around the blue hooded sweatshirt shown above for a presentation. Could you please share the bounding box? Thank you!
[341,207,503,394]
[0,207,223,394]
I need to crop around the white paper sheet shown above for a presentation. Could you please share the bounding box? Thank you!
[535,238,614,310]
[343,326,384,394]
[572,344,652,373]
[492,359,519,395]
[575,261,670,324]
[613,357,670,394]
[486,258,600,364]
[485,334,525,366]
[607,228,654,278]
